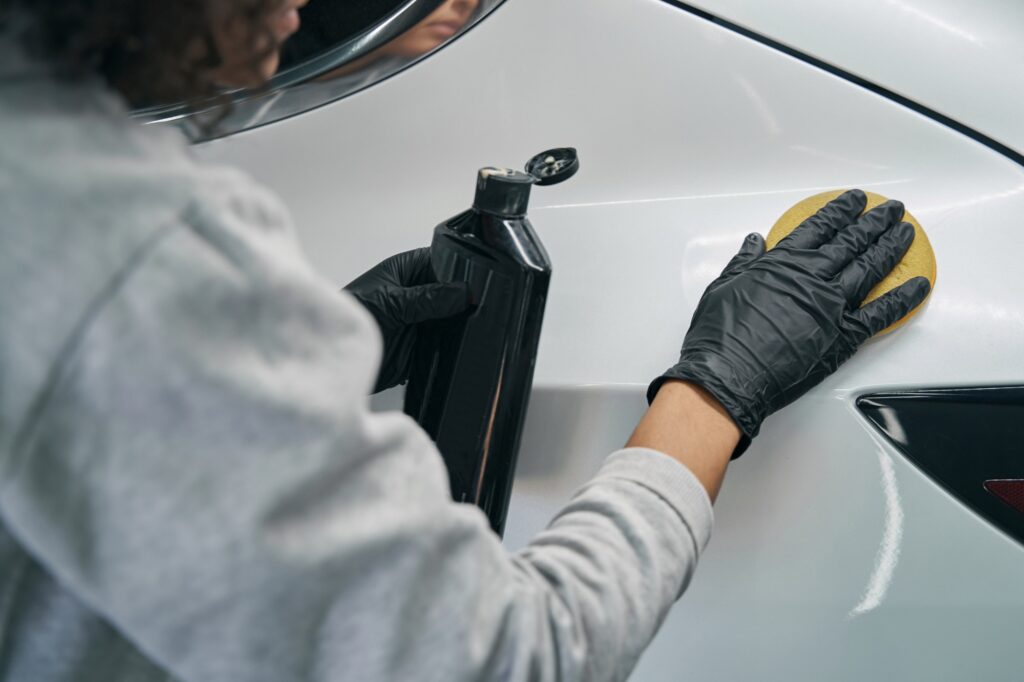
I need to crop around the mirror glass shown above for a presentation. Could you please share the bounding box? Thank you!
[144,0,503,139]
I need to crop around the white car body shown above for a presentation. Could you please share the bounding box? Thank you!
[682,0,1024,155]
[198,0,1024,678]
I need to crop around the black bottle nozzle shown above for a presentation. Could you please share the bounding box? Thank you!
[472,148,580,218]
[473,168,535,217]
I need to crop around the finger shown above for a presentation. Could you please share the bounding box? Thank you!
[835,221,915,306]
[818,200,904,276]
[391,282,472,324]
[847,276,931,340]
[382,247,436,286]
[718,233,766,280]
[776,189,867,250]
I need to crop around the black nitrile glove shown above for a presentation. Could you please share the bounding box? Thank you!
[649,189,931,457]
[345,248,470,393]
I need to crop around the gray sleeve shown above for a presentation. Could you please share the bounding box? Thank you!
[0,209,713,681]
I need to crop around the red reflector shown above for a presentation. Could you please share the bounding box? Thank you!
[983,480,1024,513]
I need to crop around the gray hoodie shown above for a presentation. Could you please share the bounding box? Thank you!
[0,43,713,682]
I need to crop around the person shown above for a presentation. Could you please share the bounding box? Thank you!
[0,1,930,681]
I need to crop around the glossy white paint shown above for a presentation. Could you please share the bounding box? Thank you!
[200,0,1024,678]
[683,0,1024,154]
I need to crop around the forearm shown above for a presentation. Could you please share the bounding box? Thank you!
[506,445,714,681]
[626,380,739,502]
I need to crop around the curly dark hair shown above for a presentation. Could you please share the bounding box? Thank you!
[4,0,281,108]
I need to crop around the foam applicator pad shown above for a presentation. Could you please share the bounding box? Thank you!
[766,190,936,334]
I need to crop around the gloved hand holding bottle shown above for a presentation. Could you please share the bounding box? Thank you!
[344,248,470,393]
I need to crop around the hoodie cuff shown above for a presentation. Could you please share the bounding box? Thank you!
[594,447,715,552]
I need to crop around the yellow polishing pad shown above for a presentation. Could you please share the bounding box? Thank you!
[766,190,936,334]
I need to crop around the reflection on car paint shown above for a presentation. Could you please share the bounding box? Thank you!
[849,448,903,618]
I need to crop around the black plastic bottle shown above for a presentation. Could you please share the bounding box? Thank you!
[404,148,579,535]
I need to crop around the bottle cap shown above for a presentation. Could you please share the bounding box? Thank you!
[472,148,580,217]
[525,148,579,186]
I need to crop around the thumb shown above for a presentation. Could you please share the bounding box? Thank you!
[382,247,435,287]
[391,282,472,325]
[719,233,766,280]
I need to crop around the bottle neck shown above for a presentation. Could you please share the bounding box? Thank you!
[473,168,533,217]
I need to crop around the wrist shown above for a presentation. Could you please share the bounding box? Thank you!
[654,380,741,445]
[652,359,761,454]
